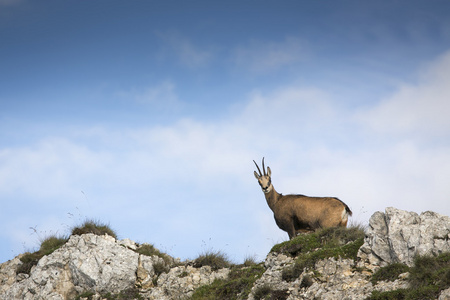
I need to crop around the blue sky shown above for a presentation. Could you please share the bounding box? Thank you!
[1,0,450,263]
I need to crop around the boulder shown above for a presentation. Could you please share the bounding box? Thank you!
[0,234,154,299]
[358,207,450,267]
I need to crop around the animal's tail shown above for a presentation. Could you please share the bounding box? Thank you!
[339,200,352,226]
[344,203,352,217]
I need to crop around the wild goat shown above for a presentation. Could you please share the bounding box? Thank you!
[253,158,352,239]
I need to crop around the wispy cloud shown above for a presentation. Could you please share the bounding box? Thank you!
[156,31,214,68]
[361,50,450,139]
[232,37,307,73]
[2,50,450,262]
[0,0,21,6]
[118,80,183,112]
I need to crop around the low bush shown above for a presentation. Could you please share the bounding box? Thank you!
[193,250,232,271]
[135,243,173,266]
[253,284,289,300]
[75,287,143,300]
[191,264,265,300]
[17,235,68,275]
[369,252,450,300]
[371,263,410,285]
[71,219,117,239]
[277,226,365,282]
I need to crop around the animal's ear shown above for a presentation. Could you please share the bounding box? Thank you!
[254,171,260,179]
[267,166,271,177]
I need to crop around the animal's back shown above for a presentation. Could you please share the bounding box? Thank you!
[277,195,351,229]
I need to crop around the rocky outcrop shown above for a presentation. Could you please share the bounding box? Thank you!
[0,234,228,300]
[1,207,449,299]
[248,247,408,300]
[358,207,450,267]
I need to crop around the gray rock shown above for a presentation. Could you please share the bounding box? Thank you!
[1,234,144,299]
[358,207,450,266]
[1,207,449,299]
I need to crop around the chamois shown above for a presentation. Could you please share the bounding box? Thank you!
[253,158,352,239]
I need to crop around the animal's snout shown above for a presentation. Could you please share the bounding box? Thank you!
[261,185,271,193]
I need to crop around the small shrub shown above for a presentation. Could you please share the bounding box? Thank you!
[271,225,365,257]
[371,263,410,285]
[276,226,364,282]
[369,289,408,300]
[409,252,450,288]
[135,243,173,266]
[243,255,259,267]
[300,274,314,289]
[39,236,69,255]
[253,284,273,299]
[74,291,95,300]
[191,264,265,300]
[368,252,450,300]
[193,250,231,271]
[153,261,169,277]
[281,263,305,282]
[17,235,68,275]
[71,219,117,239]
[253,284,289,300]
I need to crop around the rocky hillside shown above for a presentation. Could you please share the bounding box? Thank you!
[1,207,449,300]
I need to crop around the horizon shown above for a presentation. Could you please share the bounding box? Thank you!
[1,0,450,263]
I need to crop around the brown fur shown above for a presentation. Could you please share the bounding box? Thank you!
[254,159,352,239]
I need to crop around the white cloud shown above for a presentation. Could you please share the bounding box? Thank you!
[361,50,450,139]
[232,37,307,73]
[117,81,182,112]
[2,51,450,263]
[156,31,213,68]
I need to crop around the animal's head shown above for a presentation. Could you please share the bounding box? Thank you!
[253,157,272,194]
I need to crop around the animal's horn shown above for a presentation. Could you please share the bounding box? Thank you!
[253,160,262,176]
[262,157,266,176]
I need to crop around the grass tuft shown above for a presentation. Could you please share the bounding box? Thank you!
[193,250,232,271]
[276,226,365,282]
[71,219,117,239]
[191,264,265,300]
[253,284,289,300]
[371,263,410,285]
[17,235,68,275]
[135,243,173,266]
[369,252,450,300]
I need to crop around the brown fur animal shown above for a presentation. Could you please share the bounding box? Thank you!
[253,158,352,239]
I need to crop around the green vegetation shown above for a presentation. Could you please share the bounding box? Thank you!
[371,263,410,285]
[17,235,68,275]
[253,284,289,300]
[274,226,365,282]
[242,255,259,267]
[135,243,173,267]
[75,287,143,300]
[369,252,450,300]
[190,264,265,300]
[71,219,117,239]
[193,250,232,271]
[17,219,116,275]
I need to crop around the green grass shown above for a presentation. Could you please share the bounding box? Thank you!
[369,252,450,300]
[17,219,117,275]
[252,284,289,300]
[74,287,143,300]
[134,243,173,267]
[17,235,68,275]
[274,226,365,282]
[71,219,117,239]
[193,250,232,271]
[190,264,265,300]
[371,263,410,285]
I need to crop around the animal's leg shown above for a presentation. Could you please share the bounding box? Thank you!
[287,224,297,240]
